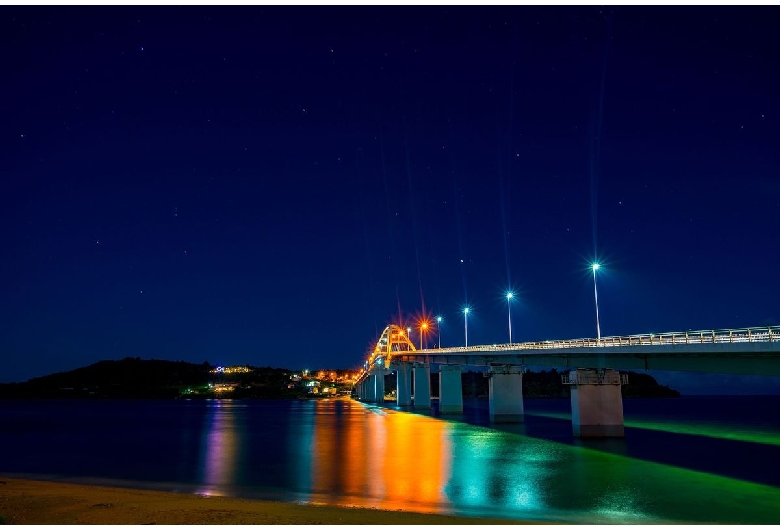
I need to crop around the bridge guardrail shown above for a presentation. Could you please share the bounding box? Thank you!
[357,325,779,384]
[395,326,780,356]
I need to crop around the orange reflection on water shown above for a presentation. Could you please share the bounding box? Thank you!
[309,398,452,513]
[198,401,240,496]
[309,399,340,495]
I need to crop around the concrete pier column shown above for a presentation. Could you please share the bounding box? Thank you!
[366,375,376,402]
[396,363,412,406]
[569,368,625,437]
[413,363,431,409]
[488,366,524,423]
[374,370,386,404]
[439,365,463,414]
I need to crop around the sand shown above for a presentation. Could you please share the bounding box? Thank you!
[0,477,529,525]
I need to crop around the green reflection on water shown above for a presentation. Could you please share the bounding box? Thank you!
[531,411,780,446]
[441,419,780,524]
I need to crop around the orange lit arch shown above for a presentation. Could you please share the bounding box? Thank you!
[368,324,416,367]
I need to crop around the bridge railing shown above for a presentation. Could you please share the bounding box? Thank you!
[402,326,780,355]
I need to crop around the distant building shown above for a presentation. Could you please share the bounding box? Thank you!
[210,365,251,374]
[213,382,239,393]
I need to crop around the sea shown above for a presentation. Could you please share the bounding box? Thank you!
[1,396,779,524]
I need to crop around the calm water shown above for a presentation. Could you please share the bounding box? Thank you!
[1,396,779,524]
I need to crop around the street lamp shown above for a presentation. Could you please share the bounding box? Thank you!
[436,315,442,348]
[420,321,429,350]
[506,291,514,344]
[463,307,470,347]
[591,263,601,341]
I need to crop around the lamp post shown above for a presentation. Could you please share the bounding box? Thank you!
[436,315,442,348]
[506,291,514,344]
[420,321,428,350]
[463,307,470,347]
[592,263,601,342]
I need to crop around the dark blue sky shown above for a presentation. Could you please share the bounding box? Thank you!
[2,7,779,384]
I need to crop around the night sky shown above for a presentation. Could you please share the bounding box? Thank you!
[2,7,779,386]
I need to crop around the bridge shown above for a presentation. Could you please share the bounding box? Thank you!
[353,325,780,437]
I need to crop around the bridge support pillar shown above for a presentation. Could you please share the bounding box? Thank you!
[373,371,386,404]
[568,368,625,438]
[396,363,412,406]
[367,375,377,402]
[488,366,524,423]
[439,365,463,414]
[413,363,431,409]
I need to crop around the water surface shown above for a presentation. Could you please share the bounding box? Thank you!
[1,396,779,523]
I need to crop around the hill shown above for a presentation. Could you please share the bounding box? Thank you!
[0,359,679,400]
[0,358,300,399]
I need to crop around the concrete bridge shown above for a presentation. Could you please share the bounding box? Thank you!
[353,325,780,437]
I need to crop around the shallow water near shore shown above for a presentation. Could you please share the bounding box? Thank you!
[2,396,779,523]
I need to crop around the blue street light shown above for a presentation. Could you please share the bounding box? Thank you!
[591,263,601,341]
[463,307,470,347]
[436,315,443,348]
[506,291,514,344]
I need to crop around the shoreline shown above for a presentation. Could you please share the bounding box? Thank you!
[0,477,533,525]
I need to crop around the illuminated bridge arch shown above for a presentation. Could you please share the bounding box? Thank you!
[369,325,416,368]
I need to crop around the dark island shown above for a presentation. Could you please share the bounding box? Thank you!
[0,358,349,399]
[0,358,679,399]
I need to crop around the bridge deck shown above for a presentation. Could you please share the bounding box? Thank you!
[375,327,780,377]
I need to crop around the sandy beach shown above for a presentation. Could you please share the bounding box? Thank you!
[0,477,529,525]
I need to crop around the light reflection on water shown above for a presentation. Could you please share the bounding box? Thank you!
[302,400,452,512]
[4,398,778,524]
[197,400,243,496]
[189,397,780,523]
[532,410,780,446]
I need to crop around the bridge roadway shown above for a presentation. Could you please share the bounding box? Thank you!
[353,326,780,437]
[385,328,780,376]
[391,328,780,376]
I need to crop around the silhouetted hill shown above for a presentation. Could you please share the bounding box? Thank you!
[0,358,214,398]
[0,359,679,399]
[0,358,301,399]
